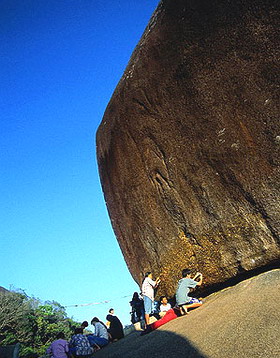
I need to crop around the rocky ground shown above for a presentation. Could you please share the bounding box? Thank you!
[94,269,280,358]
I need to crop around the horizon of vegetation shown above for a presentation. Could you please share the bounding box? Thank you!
[0,286,81,358]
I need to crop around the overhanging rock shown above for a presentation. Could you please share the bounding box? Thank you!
[96,0,280,296]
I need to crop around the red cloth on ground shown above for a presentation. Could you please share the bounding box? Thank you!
[150,309,178,330]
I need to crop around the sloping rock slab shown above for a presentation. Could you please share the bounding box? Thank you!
[94,269,280,358]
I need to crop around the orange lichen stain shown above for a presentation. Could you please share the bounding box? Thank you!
[153,212,276,298]
[155,230,222,297]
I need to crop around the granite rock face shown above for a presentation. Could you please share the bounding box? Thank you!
[96,0,280,296]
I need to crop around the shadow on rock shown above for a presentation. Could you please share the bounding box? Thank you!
[94,330,206,358]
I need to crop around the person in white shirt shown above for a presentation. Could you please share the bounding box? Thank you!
[159,296,171,317]
[141,271,160,326]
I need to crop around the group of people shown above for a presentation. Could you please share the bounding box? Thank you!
[46,310,124,358]
[46,268,203,357]
[133,268,203,334]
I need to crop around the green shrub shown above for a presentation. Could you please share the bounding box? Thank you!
[0,290,80,358]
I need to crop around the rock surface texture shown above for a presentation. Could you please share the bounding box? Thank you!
[96,0,280,295]
[94,270,280,358]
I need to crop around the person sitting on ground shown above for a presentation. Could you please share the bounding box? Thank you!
[106,308,124,341]
[69,327,93,357]
[159,296,172,317]
[141,306,183,335]
[87,317,109,349]
[130,292,144,330]
[141,271,160,326]
[80,321,89,331]
[176,268,203,314]
[46,332,69,358]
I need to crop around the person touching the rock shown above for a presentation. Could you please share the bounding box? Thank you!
[176,268,203,314]
[141,271,160,326]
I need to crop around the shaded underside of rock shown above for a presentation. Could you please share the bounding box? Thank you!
[96,0,280,296]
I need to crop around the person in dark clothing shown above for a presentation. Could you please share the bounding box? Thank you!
[130,292,144,325]
[81,321,88,330]
[106,308,124,341]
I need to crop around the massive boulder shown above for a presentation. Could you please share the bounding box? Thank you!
[96,0,280,296]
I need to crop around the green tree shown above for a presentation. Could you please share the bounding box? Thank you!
[0,290,35,346]
[0,290,80,358]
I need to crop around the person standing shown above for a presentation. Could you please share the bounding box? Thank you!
[141,272,160,326]
[106,308,124,341]
[130,292,144,330]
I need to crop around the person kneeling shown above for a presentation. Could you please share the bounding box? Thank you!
[176,268,203,314]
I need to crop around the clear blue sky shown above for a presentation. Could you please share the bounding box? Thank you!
[0,0,159,326]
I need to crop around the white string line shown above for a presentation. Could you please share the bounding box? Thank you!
[63,294,132,308]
